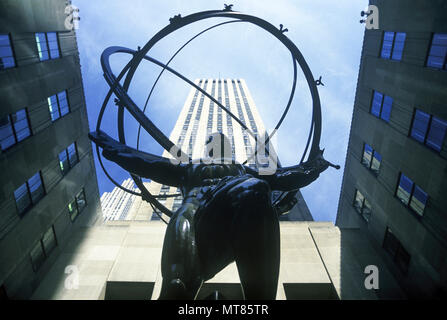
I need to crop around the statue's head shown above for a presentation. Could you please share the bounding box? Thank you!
[205,132,233,161]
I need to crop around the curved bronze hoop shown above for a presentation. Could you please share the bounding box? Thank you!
[96,9,323,219]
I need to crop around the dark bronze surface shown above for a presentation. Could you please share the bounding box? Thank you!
[89,130,332,299]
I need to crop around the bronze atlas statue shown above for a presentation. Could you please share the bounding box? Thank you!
[89,6,339,300]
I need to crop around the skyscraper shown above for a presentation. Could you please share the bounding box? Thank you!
[336,0,447,298]
[123,78,313,222]
[100,178,137,221]
[0,0,101,299]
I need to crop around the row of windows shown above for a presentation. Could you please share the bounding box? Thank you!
[0,90,71,152]
[0,32,61,71]
[353,192,411,274]
[380,31,447,70]
[369,91,446,153]
[14,141,80,217]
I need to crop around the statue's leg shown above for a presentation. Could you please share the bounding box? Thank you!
[158,201,203,300]
[228,178,280,299]
[196,177,280,300]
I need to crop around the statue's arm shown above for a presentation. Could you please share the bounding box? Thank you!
[89,130,186,187]
[245,150,337,191]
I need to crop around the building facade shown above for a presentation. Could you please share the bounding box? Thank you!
[121,78,313,222]
[100,178,137,221]
[0,0,101,299]
[336,0,447,298]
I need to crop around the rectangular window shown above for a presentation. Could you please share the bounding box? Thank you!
[48,90,70,121]
[58,142,78,175]
[68,188,87,222]
[353,190,371,222]
[381,31,406,61]
[30,241,45,272]
[35,32,60,61]
[410,109,447,152]
[426,33,447,70]
[383,228,411,274]
[396,173,428,216]
[370,91,392,122]
[0,108,31,151]
[42,225,57,257]
[0,34,16,69]
[361,143,382,175]
[14,172,45,216]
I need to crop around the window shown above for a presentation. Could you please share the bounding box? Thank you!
[370,91,393,122]
[35,32,60,61]
[381,31,406,61]
[30,225,57,272]
[353,190,372,222]
[68,188,87,221]
[361,143,382,175]
[410,109,447,152]
[14,172,45,216]
[58,142,79,175]
[48,90,70,121]
[151,212,161,221]
[383,228,411,274]
[0,108,31,151]
[30,241,45,272]
[426,33,447,70]
[0,34,16,70]
[396,173,428,216]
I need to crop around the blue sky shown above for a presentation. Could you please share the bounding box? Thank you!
[74,0,367,222]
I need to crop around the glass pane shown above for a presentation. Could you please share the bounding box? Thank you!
[381,96,393,122]
[0,115,15,150]
[409,185,428,216]
[28,172,44,204]
[30,241,45,272]
[0,46,13,58]
[410,109,430,143]
[14,183,31,215]
[1,57,15,69]
[362,143,373,168]
[42,226,57,257]
[395,246,411,274]
[383,228,399,257]
[48,95,59,121]
[371,151,382,174]
[396,173,413,205]
[68,200,78,221]
[362,198,372,222]
[57,91,69,116]
[76,189,86,213]
[371,91,383,117]
[427,55,445,69]
[432,33,447,46]
[0,34,10,46]
[58,149,69,174]
[391,32,406,61]
[47,32,60,59]
[35,33,48,61]
[381,31,395,59]
[426,116,447,152]
[12,109,31,142]
[67,143,78,167]
[353,190,364,214]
